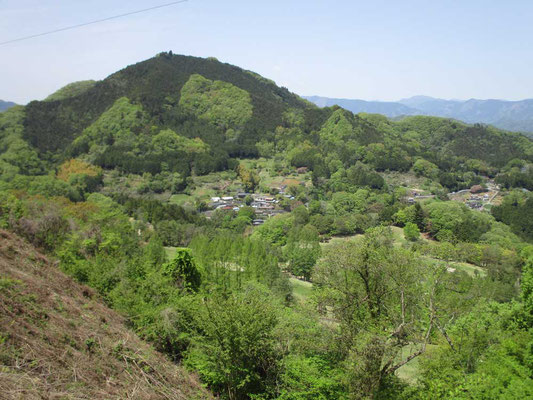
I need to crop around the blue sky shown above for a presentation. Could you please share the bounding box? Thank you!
[1,0,533,104]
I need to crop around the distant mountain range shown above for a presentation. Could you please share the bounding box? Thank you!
[0,100,16,112]
[304,95,533,135]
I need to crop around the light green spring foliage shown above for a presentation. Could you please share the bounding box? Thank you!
[72,97,147,153]
[179,74,253,131]
[185,285,280,400]
[162,248,202,291]
[415,301,533,399]
[45,80,97,102]
[282,108,306,129]
[424,201,493,242]
[412,158,439,179]
[151,129,209,154]
[277,355,347,400]
[522,248,533,319]
[331,190,370,216]
[189,234,287,295]
[403,222,420,241]
[319,109,355,145]
[252,213,294,247]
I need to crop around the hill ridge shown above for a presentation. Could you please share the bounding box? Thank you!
[305,94,533,135]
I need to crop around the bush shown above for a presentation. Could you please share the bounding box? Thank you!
[403,222,420,242]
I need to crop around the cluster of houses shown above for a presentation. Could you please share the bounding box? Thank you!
[406,183,499,211]
[206,191,289,225]
[466,196,485,209]
[406,190,435,204]
[448,183,499,210]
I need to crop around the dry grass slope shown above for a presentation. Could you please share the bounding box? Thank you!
[0,230,211,400]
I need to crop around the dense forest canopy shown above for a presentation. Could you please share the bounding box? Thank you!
[1,52,533,399]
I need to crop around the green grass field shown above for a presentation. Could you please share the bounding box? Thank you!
[289,277,313,303]
[320,234,363,250]
[164,246,177,259]
[396,344,438,383]
[449,261,487,277]
[168,194,193,206]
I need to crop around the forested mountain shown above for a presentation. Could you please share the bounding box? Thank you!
[2,53,533,399]
[23,53,307,154]
[2,52,531,186]
[306,94,533,135]
[0,99,16,112]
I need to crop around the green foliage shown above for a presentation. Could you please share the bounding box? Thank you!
[412,159,439,179]
[190,234,288,296]
[7,174,79,200]
[180,74,253,132]
[314,227,473,399]
[237,163,260,192]
[5,52,533,400]
[522,250,533,322]
[278,356,347,400]
[403,222,420,241]
[415,302,533,399]
[425,201,492,242]
[0,106,44,177]
[252,214,293,247]
[151,128,208,154]
[185,286,280,400]
[162,248,202,292]
[45,80,97,102]
[285,224,321,280]
[496,161,533,190]
[331,190,369,216]
[71,96,147,154]
[492,191,533,242]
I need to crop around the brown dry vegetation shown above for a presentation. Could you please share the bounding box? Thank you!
[0,230,211,400]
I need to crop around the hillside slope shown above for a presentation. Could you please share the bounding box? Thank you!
[0,229,211,400]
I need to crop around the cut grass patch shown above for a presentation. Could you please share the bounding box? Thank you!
[164,246,178,259]
[396,344,438,383]
[168,194,193,206]
[289,277,313,303]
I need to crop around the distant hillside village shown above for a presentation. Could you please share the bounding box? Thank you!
[204,176,506,226]
[205,187,293,225]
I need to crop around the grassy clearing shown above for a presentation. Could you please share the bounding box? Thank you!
[382,171,431,192]
[240,157,312,189]
[422,256,487,277]
[390,226,408,246]
[289,277,313,303]
[449,261,487,277]
[396,344,438,383]
[321,226,412,251]
[164,246,178,259]
[320,234,363,250]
